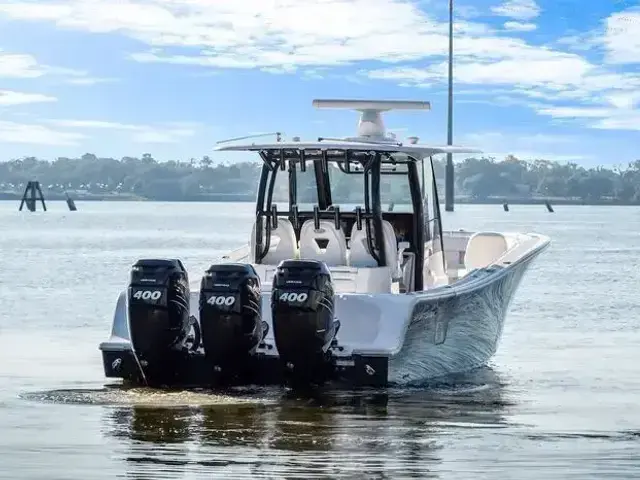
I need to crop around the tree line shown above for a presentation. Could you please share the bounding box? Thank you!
[1,153,639,204]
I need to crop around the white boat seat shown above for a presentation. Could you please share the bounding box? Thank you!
[464,232,509,270]
[250,216,297,265]
[349,220,401,276]
[299,219,348,266]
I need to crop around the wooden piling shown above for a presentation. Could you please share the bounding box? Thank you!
[65,192,77,211]
[18,181,47,212]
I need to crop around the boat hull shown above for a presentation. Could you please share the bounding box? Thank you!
[99,236,548,388]
[390,250,534,384]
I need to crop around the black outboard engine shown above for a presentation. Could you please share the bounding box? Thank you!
[127,259,191,380]
[271,259,340,384]
[199,263,264,378]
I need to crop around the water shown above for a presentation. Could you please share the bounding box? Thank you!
[1,201,639,479]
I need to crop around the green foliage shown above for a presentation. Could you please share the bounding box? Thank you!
[1,153,639,203]
[453,155,631,202]
[0,154,262,201]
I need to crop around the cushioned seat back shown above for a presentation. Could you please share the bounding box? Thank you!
[464,232,509,270]
[349,220,398,273]
[250,216,297,265]
[299,219,348,266]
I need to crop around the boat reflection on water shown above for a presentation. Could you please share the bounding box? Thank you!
[103,367,514,479]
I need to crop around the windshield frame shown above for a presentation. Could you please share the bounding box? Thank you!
[252,148,440,291]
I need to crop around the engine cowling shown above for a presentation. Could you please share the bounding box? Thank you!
[199,263,263,375]
[127,258,191,371]
[271,259,339,383]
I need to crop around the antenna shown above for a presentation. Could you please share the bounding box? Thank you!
[216,131,282,145]
[312,99,430,140]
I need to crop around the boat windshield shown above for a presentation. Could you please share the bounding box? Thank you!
[261,150,423,215]
[271,159,318,211]
[326,162,414,213]
[248,148,445,287]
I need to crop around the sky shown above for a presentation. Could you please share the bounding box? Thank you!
[0,0,638,167]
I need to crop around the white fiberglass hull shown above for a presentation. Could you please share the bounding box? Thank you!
[100,230,549,386]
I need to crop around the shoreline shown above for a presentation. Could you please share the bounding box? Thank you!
[1,192,638,206]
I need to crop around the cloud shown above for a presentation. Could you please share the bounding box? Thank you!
[0,0,609,99]
[604,91,640,110]
[0,0,520,70]
[496,7,640,132]
[503,21,536,32]
[66,76,119,86]
[365,50,621,95]
[45,119,198,143]
[460,131,592,162]
[0,117,199,148]
[46,119,140,129]
[0,121,85,146]
[490,0,540,21]
[131,129,194,143]
[48,67,118,86]
[555,8,639,65]
[601,7,640,65]
[533,105,640,131]
[362,11,640,131]
[0,90,57,106]
[0,51,44,78]
[0,0,636,139]
[0,48,116,86]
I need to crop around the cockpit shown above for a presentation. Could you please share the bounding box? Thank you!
[245,147,443,294]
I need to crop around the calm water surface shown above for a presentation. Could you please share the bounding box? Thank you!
[0,201,639,479]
